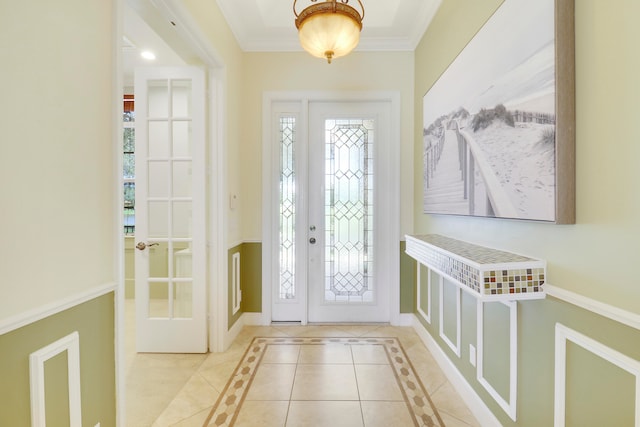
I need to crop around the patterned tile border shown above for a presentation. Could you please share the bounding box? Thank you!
[203,337,444,427]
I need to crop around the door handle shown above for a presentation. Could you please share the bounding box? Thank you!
[309,237,316,244]
[136,242,159,251]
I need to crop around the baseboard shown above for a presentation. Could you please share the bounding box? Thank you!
[224,315,245,350]
[241,312,264,326]
[0,282,117,336]
[411,315,502,427]
[397,313,415,326]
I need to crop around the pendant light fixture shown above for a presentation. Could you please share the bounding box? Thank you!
[293,0,365,64]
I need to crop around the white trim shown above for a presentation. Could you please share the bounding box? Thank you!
[397,313,415,327]
[439,276,461,357]
[241,312,264,326]
[477,300,518,421]
[224,309,245,349]
[209,67,229,353]
[416,263,432,324]
[412,315,502,427]
[546,284,640,331]
[0,283,117,336]
[114,0,126,424]
[232,252,241,314]
[554,323,640,427]
[29,332,82,427]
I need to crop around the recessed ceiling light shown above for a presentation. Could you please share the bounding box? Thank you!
[140,50,156,60]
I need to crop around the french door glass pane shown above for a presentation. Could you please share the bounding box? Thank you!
[324,119,374,303]
[148,121,170,157]
[148,80,169,117]
[279,117,296,300]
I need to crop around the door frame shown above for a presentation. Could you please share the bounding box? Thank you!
[114,0,228,424]
[261,91,401,326]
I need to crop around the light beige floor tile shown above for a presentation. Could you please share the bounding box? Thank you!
[153,373,218,426]
[234,401,289,427]
[361,401,415,427]
[286,401,364,427]
[291,364,359,400]
[437,409,480,427]
[355,364,404,401]
[170,407,212,427]
[431,382,480,426]
[245,363,296,401]
[262,344,301,364]
[126,354,206,427]
[277,325,356,338]
[298,343,353,364]
[334,324,385,337]
[351,344,389,364]
[198,356,243,393]
[410,361,448,396]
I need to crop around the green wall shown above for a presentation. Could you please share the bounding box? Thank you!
[399,241,416,313]
[228,243,262,330]
[413,1,640,424]
[415,270,640,426]
[0,293,116,427]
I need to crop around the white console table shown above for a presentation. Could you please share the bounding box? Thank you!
[405,234,546,301]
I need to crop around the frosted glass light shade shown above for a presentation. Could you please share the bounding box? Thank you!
[295,1,363,63]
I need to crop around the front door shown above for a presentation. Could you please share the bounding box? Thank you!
[270,98,396,323]
[134,66,207,353]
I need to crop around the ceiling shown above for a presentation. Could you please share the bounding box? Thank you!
[121,0,442,86]
[217,0,442,52]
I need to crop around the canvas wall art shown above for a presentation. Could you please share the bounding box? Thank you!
[422,0,574,223]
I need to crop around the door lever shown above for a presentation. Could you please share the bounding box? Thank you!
[136,242,160,251]
[309,237,316,244]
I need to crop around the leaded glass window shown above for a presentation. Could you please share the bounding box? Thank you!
[279,117,296,300]
[324,119,374,303]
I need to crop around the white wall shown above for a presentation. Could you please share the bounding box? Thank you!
[0,0,116,322]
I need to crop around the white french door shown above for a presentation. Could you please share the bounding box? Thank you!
[134,66,207,353]
[268,97,397,323]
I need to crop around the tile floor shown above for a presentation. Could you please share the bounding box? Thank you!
[125,302,480,426]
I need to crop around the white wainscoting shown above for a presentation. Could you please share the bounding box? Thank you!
[416,262,432,324]
[0,283,116,336]
[554,323,640,427]
[29,332,82,427]
[477,300,518,421]
[439,276,461,357]
[412,315,503,427]
[232,252,241,315]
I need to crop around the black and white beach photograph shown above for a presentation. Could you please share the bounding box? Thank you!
[423,0,557,221]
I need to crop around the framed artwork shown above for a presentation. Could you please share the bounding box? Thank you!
[422,0,574,223]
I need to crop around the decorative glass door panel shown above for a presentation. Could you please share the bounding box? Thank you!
[324,119,374,304]
[279,117,297,301]
[135,67,206,353]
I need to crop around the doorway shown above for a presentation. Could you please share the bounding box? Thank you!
[263,93,401,324]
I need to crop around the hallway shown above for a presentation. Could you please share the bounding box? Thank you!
[125,303,479,426]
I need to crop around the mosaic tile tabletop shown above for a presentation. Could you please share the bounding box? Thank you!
[412,234,535,264]
[203,336,444,427]
[406,234,546,299]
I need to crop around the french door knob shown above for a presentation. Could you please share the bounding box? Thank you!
[309,237,316,244]
[136,242,159,251]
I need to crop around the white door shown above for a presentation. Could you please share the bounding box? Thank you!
[270,99,396,323]
[134,66,207,353]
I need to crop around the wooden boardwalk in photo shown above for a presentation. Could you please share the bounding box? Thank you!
[423,129,469,215]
